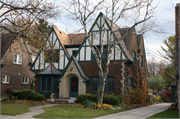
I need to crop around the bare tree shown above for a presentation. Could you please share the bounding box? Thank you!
[147,57,165,77]
[0,0,59,37]
[65,0,156,104]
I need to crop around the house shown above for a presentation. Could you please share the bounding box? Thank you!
[1,34,35,97]
[30,13,148,99]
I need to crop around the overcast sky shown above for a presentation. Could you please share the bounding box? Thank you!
[49,0,180,63]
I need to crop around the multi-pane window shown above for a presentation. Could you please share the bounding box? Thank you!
[22,77,29,84]
[40,77,52,91]
[91,77,115,92]
[13,54,22,65]
[128,78,133,89]
[91,46,107,61]
[140,55,143,66]
[3,75,10,84]
[45,50,59,63]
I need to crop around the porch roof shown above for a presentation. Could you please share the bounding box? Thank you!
[36,63,62,75]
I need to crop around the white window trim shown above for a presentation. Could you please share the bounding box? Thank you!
[13,54,22,65]
[3,75,10,84]
[22,77,29,84]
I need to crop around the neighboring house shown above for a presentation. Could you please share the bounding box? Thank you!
[30,13,148,99]
[1,34,35,97]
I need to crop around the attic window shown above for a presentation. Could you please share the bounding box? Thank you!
[60,31,62,34]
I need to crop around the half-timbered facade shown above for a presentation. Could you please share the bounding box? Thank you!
[30,12,148,99]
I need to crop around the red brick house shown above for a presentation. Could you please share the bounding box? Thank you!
[30,13,148,99]
[1,34,35,97]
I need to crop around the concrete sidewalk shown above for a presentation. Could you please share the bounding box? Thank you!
[94,103,172,119]
[0,104,57,119]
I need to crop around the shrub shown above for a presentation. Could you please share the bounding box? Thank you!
[77,94,87,103]
[115,95,123,103]
[103,95,120,105]
[160,90,171,102]
[82,100,96,109]
[10,89,45,101]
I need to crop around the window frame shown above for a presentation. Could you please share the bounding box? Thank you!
[128,78,133,89]
[2,75,10,84]
[21,77,29,84]
[91,76,115,93]
[132,51,136,62]
[140,55,143,67]
[39,77,53,92]
[91,45,107,62]
[13,54,22,65]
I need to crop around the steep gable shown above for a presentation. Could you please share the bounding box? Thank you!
[75,12,133,62]
[30,26,70,71]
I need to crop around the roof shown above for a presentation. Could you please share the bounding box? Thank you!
[36,63,62,75]
[68,33,86,45]
[119,27,136,51]
[170,81,176,86]
[100,13,133,61]
[1,33,17,59]
[59,56,89,81]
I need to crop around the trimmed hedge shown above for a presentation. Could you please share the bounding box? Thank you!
[10,89,45,101]
[77,94,121,105]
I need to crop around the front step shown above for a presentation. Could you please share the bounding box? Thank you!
[54,99,69,103]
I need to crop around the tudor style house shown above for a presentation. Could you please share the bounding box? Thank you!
[30,13,148,99]
[1,34,35,97]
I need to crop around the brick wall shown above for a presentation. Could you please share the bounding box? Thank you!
[1,38,34,96]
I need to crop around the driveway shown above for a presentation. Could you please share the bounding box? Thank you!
[94,103,172,119]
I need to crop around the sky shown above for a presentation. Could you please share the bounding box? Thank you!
[48,0,180,63]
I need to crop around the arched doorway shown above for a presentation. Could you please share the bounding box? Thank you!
[69,77,78,97]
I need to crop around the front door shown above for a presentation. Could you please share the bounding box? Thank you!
[70,77,78,97]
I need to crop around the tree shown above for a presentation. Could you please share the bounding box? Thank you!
[148,75,165,94]
[0,0,59,37]
[159,36,176,85]
[65,0,156,104]
[147,57,165,77]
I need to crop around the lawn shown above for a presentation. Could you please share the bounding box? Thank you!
[147,110,179,118]
[34,106,130,118]
[1,102,31,115]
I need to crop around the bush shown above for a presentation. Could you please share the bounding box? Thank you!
[77,94,120,105]
[10,89,45,101]
[115,95,123,103]
[82,100,96,108]
[160,90,171,102]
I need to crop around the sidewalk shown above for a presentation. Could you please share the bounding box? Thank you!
[94,103,172,119]
[0,104,57,119]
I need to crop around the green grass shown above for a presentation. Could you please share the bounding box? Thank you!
[147,110,179,118]
[1,102,31,115]
[34,107,130,118]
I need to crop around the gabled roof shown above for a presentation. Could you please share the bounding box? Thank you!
[36,63,62,75]
[68,33,86,45]
[1,33,17,59]
[119,27,136,51]
[59,56,89,81]
[100,13,133,61]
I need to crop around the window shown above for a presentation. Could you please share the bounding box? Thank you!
[13,54,22,65]
[45,50,59,63]
[128,78,133,89]
[3,75,10,84]
[40,77,52,91]
[22,77,29,84]
[92,77,98,91]
[140,55,143,66]
[91,46,107,61]
[132,51,136,62]
[72,50,77,56]
[91,76,115,92]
